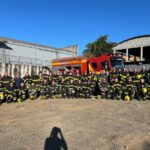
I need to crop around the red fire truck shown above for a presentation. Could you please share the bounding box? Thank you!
[52,54,124,74]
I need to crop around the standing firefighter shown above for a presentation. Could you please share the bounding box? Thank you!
[110,78,122,100]
[23,72,31,89]
[119,68,130,84]
[74,80,83,98]
[122,77,136,101]
[67,79,76,98]
[82,78,92,99]
[98,78,111,99]
[2,72,12,87]
[49,80,58,99]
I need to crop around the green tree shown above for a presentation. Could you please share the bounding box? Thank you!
[83,35,117,57]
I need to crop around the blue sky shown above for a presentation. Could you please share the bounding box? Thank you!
[0,0,150,55]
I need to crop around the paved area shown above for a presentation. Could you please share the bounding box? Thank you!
[0,99,150,150]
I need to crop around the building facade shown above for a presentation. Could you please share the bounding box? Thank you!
[0,37,78,77]
[113,35,150,62]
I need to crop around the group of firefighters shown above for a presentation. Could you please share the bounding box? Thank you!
[0,66,150,104]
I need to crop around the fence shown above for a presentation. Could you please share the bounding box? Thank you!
[0,54,51,66]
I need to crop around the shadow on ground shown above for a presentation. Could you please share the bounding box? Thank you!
[142,141,150,150]
[44,127,68,150]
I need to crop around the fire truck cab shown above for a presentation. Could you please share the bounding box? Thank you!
[88,54,124,74]
[52,54,124,74]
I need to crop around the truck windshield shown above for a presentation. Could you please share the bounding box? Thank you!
[110,57,124,68]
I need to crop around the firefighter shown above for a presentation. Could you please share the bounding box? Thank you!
[131,69,140,86]
[0,81,4,104]
[28,82,38,100]
[108,68,118,83]
[5,81,17,103]
[49,72,53,84]
[82,78,92,99]
[145,69,150,84]
[40,79,50,99]
[67,79,76,98]
[110,77,122,100]
[2,72,12,87]
[41,70,49,82]
[136,78,148,100]
[98,78,111,99]
[122,77,136,101]
[49,80,58,99]
[18,82,27,102]
[119,68,130,84]
[23,72,31,89]
[74,79,83,98]
[31,72,40,95]
[31,72,40,85]
[59,78,68,99]
[89,75,97,96]
[139,66,147,80]
[14,73,23,89]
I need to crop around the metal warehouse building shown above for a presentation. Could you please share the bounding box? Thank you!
[0,37,78,77]
[113,35,150,62]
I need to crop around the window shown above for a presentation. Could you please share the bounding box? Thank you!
[110,57,124,68]
[92,62,97,69]
[101,61,109,70]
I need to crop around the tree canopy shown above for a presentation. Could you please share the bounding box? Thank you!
[83,35,117,57]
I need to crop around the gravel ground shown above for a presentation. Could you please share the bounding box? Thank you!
[0,99,150,150]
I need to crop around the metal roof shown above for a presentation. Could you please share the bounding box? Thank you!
[0,36,77,54]
[113,35,150,50]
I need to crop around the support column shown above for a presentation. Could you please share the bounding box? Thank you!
[126,48,129,62]
[7,64,11,75]
[113,50,116,54]
[29,65,32,76]
[11,64,15,78]
[20,65,24,78]
[140,47,143,61]
[2,63,6,76]
[24,65,28,75]
[36,66,39,75]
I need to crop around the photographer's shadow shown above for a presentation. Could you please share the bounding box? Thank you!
[44,127,68,150]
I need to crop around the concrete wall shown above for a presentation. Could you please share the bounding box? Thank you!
[4,42,77,66]
[0,41,77,77]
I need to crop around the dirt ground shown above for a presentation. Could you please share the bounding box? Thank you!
[0,99,150,150]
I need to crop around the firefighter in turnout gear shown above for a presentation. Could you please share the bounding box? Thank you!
[18,82,27,102]
[2,72,12,87]
[49,80,57,99]
[0,81,4,104]
[136,78,148,100]
[74,80,83,98]
[119,68,129,84]
[5,81,17,103]
[82,78,92,99]
[40,79,50,99]
[23,72,31,89]
[122,77,136,101]
[59,78,68,98]
[131,69,141,87]
[98,78,111,99]
[31,72,40,85]
[41,71,49,82]
[110,78,122,100]
[67,79,76,98]
[28,82,38,100]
